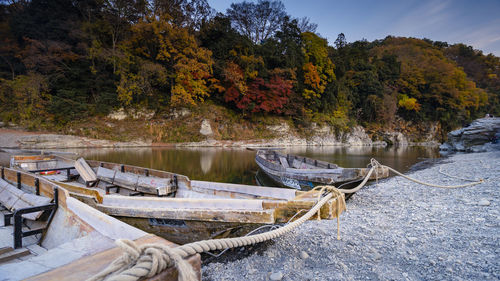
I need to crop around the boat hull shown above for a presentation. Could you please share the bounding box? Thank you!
[255,150,389,190]
[114,217,261,245]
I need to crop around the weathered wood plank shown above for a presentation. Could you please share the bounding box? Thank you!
[102,195,265,210]
[0,246,14,255]
[74,158,97,183]
[96,167,116,184]
[97,205,276,224]
[53,181,102,203]
[0,248,30,263]
[136,176,173,196]
[0,181,23,209]
[113,171,139,191]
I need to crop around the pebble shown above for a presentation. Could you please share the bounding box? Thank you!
[300,251,310,259]
[478,199,491,206]
[407,237,418,243]
[270,271,283,281]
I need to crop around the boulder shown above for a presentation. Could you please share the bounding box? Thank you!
[344,126,373,146]
[440,117,500,152]
[199,119,213,136]
[169,108,191,119]
[382,131,408,146]
[107,108,128,121]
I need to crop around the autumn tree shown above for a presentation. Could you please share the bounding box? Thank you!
[301,32,335,102]
[372,37,488,128]
[117,14,214,108]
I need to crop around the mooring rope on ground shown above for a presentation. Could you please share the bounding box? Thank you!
[88,158,484,281]
[88,186,343,281]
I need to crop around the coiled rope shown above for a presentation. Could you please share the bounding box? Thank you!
[88,158,483,281]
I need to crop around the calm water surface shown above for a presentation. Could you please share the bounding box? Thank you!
[61,146,440,186]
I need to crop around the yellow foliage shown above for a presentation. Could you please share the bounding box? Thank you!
[398,94,421,111]
[118,14,214,108]
[301,32,335,100]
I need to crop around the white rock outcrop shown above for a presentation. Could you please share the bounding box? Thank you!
[440,117,500,152]
[17,134,151,149]
[199,119,213,136]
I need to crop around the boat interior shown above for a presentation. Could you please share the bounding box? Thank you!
[257,150,340,170]
[0,166,199,280]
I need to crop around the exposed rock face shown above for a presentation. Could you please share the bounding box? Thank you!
[107,108,128,121]
[199,119,213,136]
[382,132,408,146]
[266,122,290,134]
[440,117,500,152]
[343,126,374,146]
[16,134,151,149]
[107,108,155,120]
[169,108,191,119]
[180,125,389,147]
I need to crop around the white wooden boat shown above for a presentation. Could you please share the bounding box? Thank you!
[10,155,346,244]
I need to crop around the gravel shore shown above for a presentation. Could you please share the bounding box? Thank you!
[203,151,500,281]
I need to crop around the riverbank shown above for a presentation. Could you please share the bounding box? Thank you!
[0,127,439,149]
[202,151,500,280]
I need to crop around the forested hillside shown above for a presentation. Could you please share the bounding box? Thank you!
[1,0,499,140]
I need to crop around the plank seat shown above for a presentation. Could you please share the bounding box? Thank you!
[0,247,30,263]
[74,158,97,186]
[96,167,174,196]
[279,157,290,168]
[0,179,51,221]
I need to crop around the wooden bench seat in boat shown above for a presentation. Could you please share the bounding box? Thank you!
[74,158,98,186]
[0,178,52,221]
[96,166,175,196]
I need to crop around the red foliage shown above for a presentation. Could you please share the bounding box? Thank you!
[225,75,293,113]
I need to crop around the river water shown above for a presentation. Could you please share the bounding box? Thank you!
[55,146,441,186]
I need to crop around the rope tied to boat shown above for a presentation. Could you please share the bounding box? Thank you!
[88,158,484,281]
[86,239,197,281]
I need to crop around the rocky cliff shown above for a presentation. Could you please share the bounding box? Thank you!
[440,117,500,152]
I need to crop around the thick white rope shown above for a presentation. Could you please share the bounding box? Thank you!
[377,159,484,188]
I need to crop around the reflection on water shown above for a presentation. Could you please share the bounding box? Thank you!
[57,146,440,185]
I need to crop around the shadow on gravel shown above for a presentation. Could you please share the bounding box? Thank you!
[408,155,451,172]
[201,235,276,265]
[201,236,275,280]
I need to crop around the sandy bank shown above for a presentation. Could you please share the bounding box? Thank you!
[203,151,500,280]
[0,128,151,148]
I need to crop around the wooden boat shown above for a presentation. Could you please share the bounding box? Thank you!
[0,166,200,280]
[9,155,346,245]
[255,150,389,190]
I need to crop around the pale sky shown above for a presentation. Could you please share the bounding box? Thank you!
[207,0,500,56]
